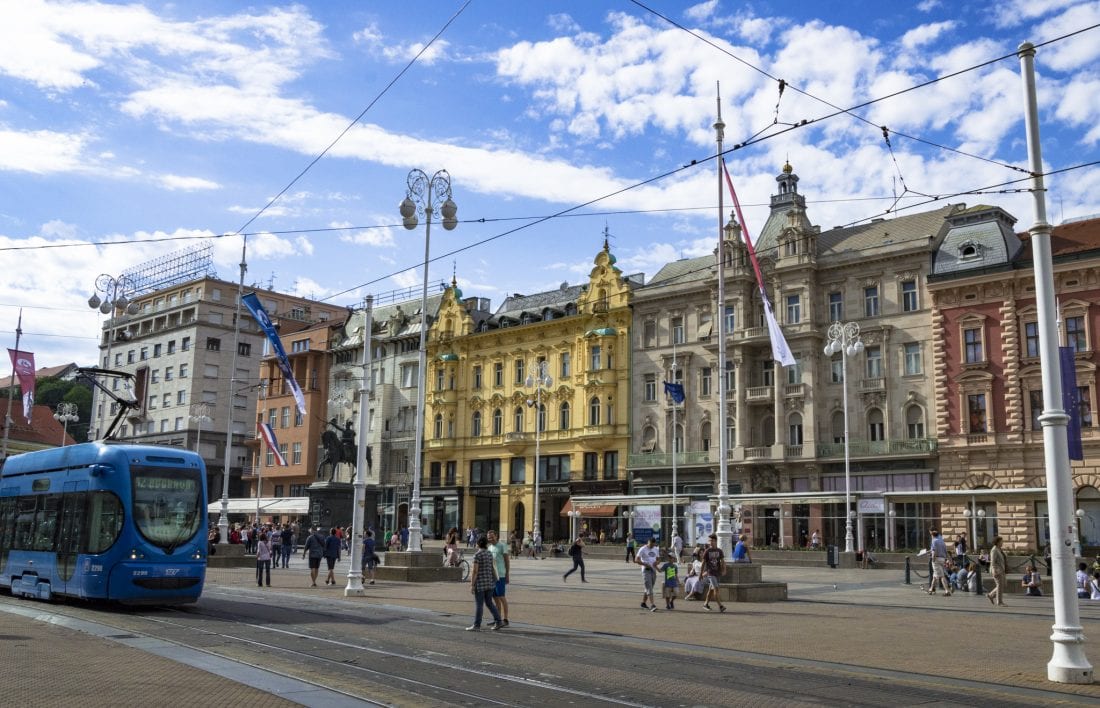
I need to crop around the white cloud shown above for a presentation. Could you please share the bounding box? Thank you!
[684,1,719,23]
[993,0,1081,28]
[39,219,78,239]
[353,21,450,64]
[900,21,958,51]
[391,268,421,289]
[0,129,89,173]
[158,174,220,191]
[916,0,942,11]
[547,13,581,34]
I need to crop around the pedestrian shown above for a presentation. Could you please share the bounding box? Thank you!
[533,529,543,559]
[280,525,293,568]
[270,526,282,568]
[955,532,967,560]
[625,533,636,563]
[1091,571,1100,600]
[810,529,821,549]
[635,537,660,611]
[303,527,326,587]
[670,530,684,562]
[1077,562,1091,599]
[927,529,951,596]
[255,531,272,587]
[661,550,680,610]
[732,533,752,564]
[486,530,511,627]
[400,526,409,550]
[1022,563,1043,596]
[522,531,533,558]
[323,527,342,586]
[563,536,587,583]
[987,535,1007,606]
[466,535,503,631]
[701,533,728,612]
[361,529,378,585]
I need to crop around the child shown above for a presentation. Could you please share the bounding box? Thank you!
[661,550,680,610]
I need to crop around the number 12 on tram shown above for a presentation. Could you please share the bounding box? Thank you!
[0,442,207,604]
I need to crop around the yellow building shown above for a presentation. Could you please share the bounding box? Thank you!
[423,242,636,541]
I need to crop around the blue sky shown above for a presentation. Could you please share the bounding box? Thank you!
[1,0,1098,369]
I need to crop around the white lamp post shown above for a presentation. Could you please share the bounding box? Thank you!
[53,402,79,446]
[568,509,581,541]
[1019,43,1091,683]
[400,169,458,553]
[525,360,552,543]
[189,402,213,459]
[824,321,863,554]
[346,296,374,596]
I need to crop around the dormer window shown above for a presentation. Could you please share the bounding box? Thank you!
[958,240,983,261]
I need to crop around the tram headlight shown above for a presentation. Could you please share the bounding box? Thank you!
[191,550,202,560]
[129,549,145,560]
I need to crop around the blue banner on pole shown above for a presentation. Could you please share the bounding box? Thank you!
[1060,346,1083,461]
[241,292,307,417]
[663,381,685,404]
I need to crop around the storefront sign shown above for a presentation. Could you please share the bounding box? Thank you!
[858,498,885,514]
[633,505,662,543]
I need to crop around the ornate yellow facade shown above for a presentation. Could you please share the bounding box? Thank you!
[422,243,635,540]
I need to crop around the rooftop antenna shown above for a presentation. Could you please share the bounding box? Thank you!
[266,271,276,290]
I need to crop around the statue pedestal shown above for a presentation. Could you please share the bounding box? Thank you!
[307,482,353,530]
[713,563,788,602]
[207,542,253,568]
[376,550,462,582]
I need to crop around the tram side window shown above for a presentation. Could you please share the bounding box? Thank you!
[57,492,87,554]
[0,497,15,548]
[33,495,61,551]
[13,497,37,550]
[85,492,123,554]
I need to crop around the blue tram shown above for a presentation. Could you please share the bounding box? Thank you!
[0,441,207,604]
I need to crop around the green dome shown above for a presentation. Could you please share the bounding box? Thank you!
[585,326,617,337]
[438,353,459,362]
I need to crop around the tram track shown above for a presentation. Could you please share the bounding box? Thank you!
[1,584,1088,707]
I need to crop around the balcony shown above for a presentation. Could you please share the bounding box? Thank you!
[744,446,771,459]
[627,451,711,468]
[579,424,616,450]
[740,326,768,340]
[783,383,804,397]
[859,377,885,391]
[504,431,530,454]
[241,466,260,480]
[746,386,773,402]
[784,444,804,458]
[815,438,937,458]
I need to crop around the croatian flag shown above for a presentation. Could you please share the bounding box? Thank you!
[721,158,797,368]
[258,422,288,466]
[7,348,35,421]
[241,292,306,416]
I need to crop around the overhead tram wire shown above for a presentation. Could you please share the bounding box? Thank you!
[630,0,1099,174]
[224,1,472,239]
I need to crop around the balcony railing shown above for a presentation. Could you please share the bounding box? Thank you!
[784,383,804,397]
[784,444,803,457]
[860,377,885,391]
[744,446,771,459]
[740,326,768,340]
[627,451,711,468]
[815,438,937,458]
[746,386,773,401]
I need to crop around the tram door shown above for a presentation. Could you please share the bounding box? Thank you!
[57,482,88,586]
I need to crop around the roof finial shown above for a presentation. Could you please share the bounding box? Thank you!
[451,260,457,288]
[603,223,610,251]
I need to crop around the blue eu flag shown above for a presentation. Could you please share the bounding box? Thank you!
[663,382,685,404]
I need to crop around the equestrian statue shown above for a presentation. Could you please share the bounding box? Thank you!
[317,418,357,482]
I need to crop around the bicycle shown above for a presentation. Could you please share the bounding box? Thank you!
[444,548,470,581]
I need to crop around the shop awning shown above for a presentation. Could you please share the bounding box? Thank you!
[560,499,618,517]
[883,488,1049,504]
[207,497,309,515]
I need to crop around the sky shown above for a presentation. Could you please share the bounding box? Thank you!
[1,0,1099,371]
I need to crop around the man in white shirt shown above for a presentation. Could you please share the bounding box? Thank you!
[670,531,684,562]
[635,537,661,611]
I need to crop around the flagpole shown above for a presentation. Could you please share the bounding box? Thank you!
[714,86,733,558]
[1,309,23,460]
[671,339,678,544]
[219,237,248,545]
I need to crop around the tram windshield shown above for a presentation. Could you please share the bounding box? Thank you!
[131,466,203,550]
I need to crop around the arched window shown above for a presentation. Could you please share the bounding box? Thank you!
[788,413,803,446]
[701,421,711,451]
[868,408,885,441]
[514,406,524,432]
[726,418,735,449]
[673,423,684,453]
[589,397,601,426]
[831,411,845,443]
[433,413,443,439]
[641,424,657,452]
[471,411,482,438]
[559,401,570,430]
[492,408,502,436]
[905,405,924,439]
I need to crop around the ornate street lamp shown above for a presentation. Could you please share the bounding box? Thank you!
[400,169,457,553]
[87,273,139,439]
[525,359,552,543]
[824,321,863,554]
[53,402,79,446]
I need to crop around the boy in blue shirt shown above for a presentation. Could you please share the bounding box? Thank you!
[661,550,680,610]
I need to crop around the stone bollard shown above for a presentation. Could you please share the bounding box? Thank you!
[904,556,911,585]
[972,565,982,595]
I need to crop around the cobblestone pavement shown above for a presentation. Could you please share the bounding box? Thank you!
[4,550,1100,705]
